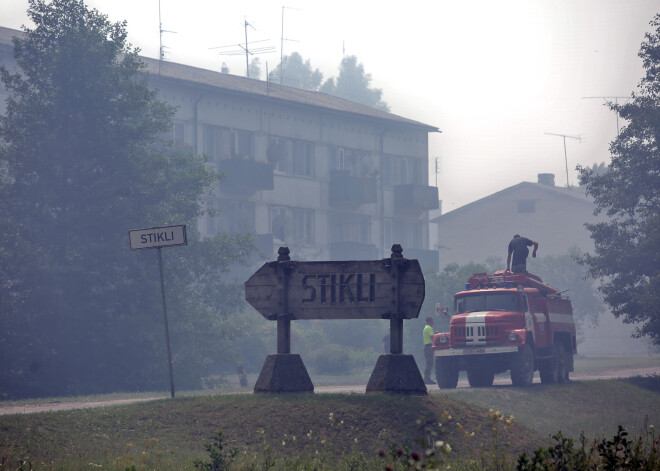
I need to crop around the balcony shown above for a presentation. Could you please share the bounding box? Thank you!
[394,184,439,212]
[217,158,274,193]
[403,248,439,273]
[329,171,377,207]
[330,242,379,261]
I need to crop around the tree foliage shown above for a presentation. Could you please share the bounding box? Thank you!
[577,14,660,345]
[531,251,604,331]
[0,0,253,398]
[321,56,390,111]
[268,53,390,111]
[268,52,323,90]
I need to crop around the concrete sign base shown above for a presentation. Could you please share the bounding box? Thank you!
[366,354,428,395]
[254,354,314,393]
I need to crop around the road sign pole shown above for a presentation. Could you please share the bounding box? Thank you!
[157,246,176,399]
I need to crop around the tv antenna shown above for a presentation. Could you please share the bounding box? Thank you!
[158,0,176,74]
[279,6,301,84]
[544,132,582,187]
[209,19,275,78]
[582,96,630,135]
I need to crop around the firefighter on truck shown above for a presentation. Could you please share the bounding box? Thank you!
[431,270,577,388]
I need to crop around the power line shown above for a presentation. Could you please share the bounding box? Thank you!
[544,132,582,187]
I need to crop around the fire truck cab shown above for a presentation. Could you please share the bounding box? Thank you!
[432,270,577,388]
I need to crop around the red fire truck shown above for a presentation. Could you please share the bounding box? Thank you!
[432,270,577,388]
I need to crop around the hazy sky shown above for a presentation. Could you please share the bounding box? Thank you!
[2,0,658,210]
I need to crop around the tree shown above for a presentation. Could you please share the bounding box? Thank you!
[0,0,252,398]
[577,14,660,345]
[248,57,261,80]
[531,251,604,331]
[321,56,390,111]
[268,52,323,90]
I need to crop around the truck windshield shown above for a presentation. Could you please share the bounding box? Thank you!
[455,293,524,314]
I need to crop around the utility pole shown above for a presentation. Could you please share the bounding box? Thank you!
[544,132,581,187]
[583,96,629,135]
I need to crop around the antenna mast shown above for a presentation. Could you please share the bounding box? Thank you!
[279,6,300,85]
[158,0,176,74]
[582,96,629,135]
[544,132,582,187]
[209,18,275,78]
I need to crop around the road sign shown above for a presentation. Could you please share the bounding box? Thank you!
[128,223,187,399]
[129,225,187,250]
[245,257,425,321]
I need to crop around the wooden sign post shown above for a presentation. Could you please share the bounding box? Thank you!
[245,244,427,394]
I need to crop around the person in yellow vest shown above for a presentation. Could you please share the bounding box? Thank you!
[423,316,435,384]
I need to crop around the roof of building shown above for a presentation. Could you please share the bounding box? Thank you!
[431,181,594,223]
[0,26,438,131]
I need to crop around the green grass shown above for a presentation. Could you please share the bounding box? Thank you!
[573,353,660,373]
[1,378,658,470]
[434,378,660,443]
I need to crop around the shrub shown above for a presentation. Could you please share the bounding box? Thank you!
[308,344,352,374]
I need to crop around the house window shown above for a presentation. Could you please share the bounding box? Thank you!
[329,213,371,244]
[268,136,315,177]
[204,126,253,161]
[517,200,536,213]
[270,206,314,245]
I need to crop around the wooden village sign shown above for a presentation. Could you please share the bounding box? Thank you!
[245,244,428,394]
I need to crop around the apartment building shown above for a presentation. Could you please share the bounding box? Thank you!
[0,26,441,269]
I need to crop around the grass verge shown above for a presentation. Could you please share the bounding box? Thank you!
[1,378,659,470]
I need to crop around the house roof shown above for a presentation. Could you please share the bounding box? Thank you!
[0,26,439,132]
[431,182,594,223]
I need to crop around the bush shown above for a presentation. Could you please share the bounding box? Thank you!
[308,344,352,374]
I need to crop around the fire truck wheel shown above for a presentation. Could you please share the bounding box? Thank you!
[539,354,558,384]
[556,342,568,383]
[435,358,458,389]
[510,343,534,387]
[467,366,495,388]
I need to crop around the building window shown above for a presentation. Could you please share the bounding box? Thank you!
[173,121,185,146]
[212,200,255,234]
[517,199,536,213]
[382,155,423,187]
[268,136,315,177]
[329,212,371,244]
[328,146,376,178]
[383,219,393,251]
[204,125,253,161]
[270,206,314,245]
[393,219,422,249]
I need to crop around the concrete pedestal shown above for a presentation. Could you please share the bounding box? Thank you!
[254,354,314,393]
[366,354,427,395]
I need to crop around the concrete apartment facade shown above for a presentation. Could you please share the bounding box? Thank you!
[0,26,441,269]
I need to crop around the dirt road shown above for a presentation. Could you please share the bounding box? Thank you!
[0,365,656,416]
